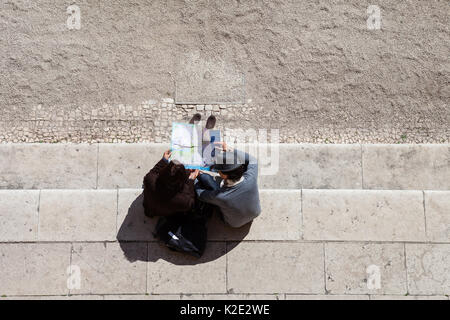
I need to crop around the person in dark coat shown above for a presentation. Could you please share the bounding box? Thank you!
[143,149,199,217]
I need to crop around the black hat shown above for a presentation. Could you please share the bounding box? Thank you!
[210,150,245,173]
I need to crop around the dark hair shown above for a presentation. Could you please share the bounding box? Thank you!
[155,161,187,200]
[222,165,246,182]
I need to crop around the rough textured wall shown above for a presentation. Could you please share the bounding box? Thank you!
[0,0,449,142]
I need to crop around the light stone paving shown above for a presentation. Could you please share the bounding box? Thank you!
[1,295,105,300]
[405,244,450,296]
[424,191,450,242]
[117,189,302,242]
[0,241,448,297]
[5,188,446,244]
[147,242,227,294]
[0,190,39,242]
[70,242,147,295]
[2,294,448,300]
[117,189,155,241]
[227,242,324,294]
[258,144,362,189]
[98,143,168,189]
[103,295,179,300]
[1,143,449,299]
[208,190,302,241]
[98,294,285,300]
[285,294,369,300]
[0,243,71,296]
[178,294,284,300]
[38,190,117,241]
[0,188,449,297]
[2,143,449,190]
[362,144,450,190]
[303,190,426,242]
[369,295,448,300]
[325,243,407,295]
[0,144,98,189]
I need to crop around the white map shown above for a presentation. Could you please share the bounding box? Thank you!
[170,122,220,170]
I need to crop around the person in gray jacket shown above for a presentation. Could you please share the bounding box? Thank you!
[195,142,261,228]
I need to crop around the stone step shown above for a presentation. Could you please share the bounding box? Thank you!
[1,189,449,243]
[1,143,449,190]
[0,241,448,296]
[3,294,449,300]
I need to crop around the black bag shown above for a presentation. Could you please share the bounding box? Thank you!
[153,202,214,258]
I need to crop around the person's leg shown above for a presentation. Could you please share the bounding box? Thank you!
[205,115,216,129]
[202,115,218,164]
[195,173,221,220]
[189,113,202,124]
[196,173,220,191]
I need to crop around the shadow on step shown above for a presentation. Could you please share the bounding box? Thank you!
[117,192,250,265]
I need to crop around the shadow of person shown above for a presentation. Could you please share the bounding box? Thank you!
[117,192,250,265]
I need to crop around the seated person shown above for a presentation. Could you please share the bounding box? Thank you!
[195,142,261,228]
[143,150,199,217]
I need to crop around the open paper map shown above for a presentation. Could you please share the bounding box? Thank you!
[170,122,221,170]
